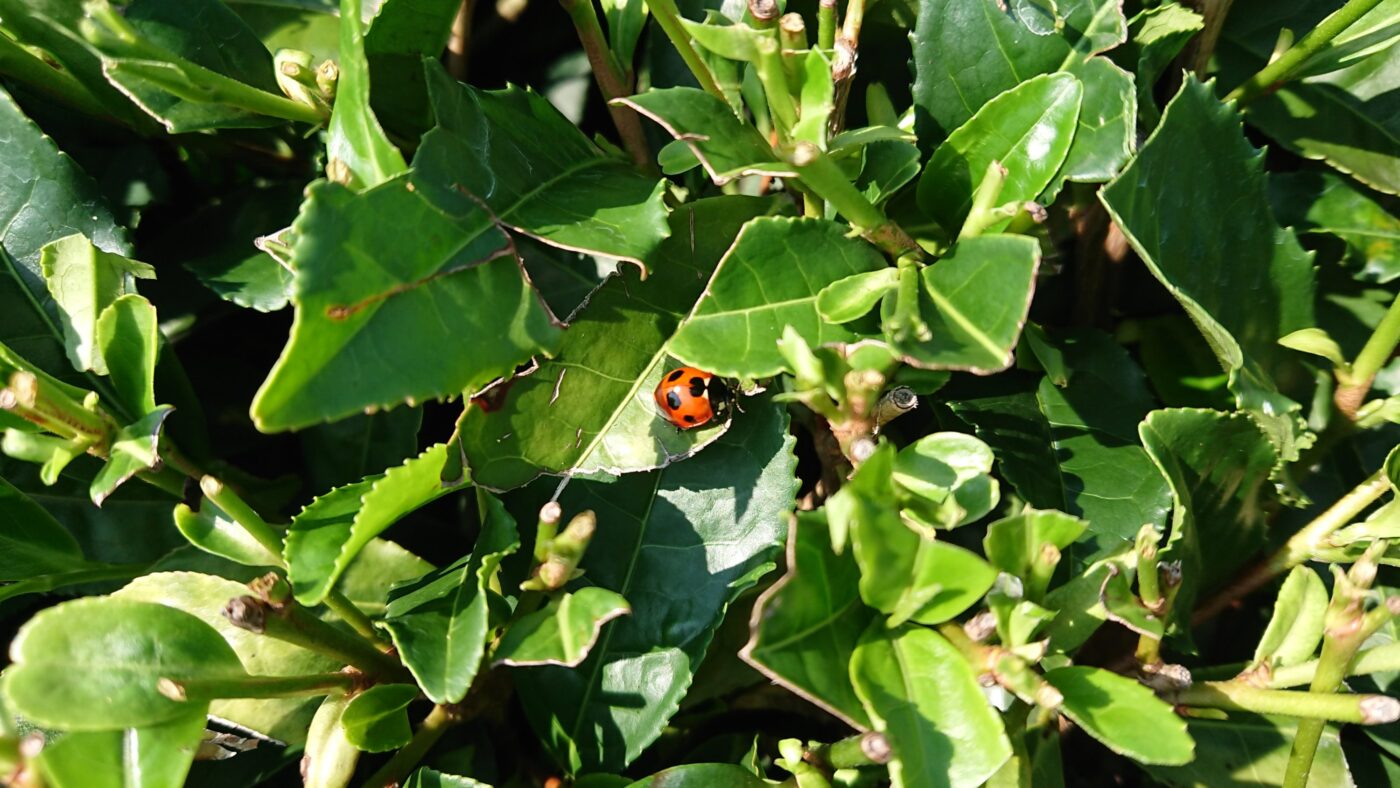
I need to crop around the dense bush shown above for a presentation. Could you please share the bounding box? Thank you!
[1,0,1400,785]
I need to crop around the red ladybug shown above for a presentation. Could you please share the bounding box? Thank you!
[654,366,732,430]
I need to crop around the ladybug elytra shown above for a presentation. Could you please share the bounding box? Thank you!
[654,366,732,430]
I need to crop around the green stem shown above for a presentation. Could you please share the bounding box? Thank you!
[3,371,112,448]
[0,562,150,603]
[644,0,726,100]
[1226,0,1385,105]
[1336,289,1400,418]
[363,705,461,788]
[559,0,654,170]
[840,0,866,46]
[1269,641,1400,688]
[809,732,892,769]
[0,34,110,118]
[755,36,797,139]
[785,142,919,257]
[817,0,836,49]
[1171,681,1399,725]
[225,595,410,682]
[158,671,356,702]
[958,161,1009,240]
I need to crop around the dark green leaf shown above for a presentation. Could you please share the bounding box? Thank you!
[285,442,465,604]
[494,587,631,667]
[406,767,493,788]
[342,683,418,752]
[34,710,207,788]
[328,0,408,189]
[851,624,1012,788]
[740,511,874,729]
[91,407,172,505]
[1103,77,1317,459]
[2,597,245,730]
[1047,57,1135,197]
[415,62,670,267]
[887,235,1040,373]
[627,764,768,788]
[250,175,562,432]
[983,509,1087,601]
[1143,715,1350,788]
[363,0,461,134]
[0,474,87,580]
[1045,666,1193,765]
[516,397,796,772]
[616,87,788,184]
[459,197,789,490]
[300,407,423,492]
[669,217,887,378]
[1271,171,1400,284]
[382,491,519,703]
[1118,2,1202,128]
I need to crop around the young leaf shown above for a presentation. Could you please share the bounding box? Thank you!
[817,268,901,325]
[458,196,790,490]
[1118,2,1203,128]
[303,694,360,788]
[381,491,519,704]
[886,235,1040,373]
[414,62,670,268]
[1046,666,1193,765]
[341,683,418,752]
[615,87,789,183]
[494,587,631,667]
[916,73,1082,235]
[1253,565,1328,669]
[850,624,1012,788]
[96,294,160,417]
[983,509,1088,603]
[250,175,562,433]
[327,0,408,190]
[90,407,173,505]
[1101,77,1317,462]
[285,442,465,605]
[669,217,888,378]
[362,0,462,134]
[406,768,494,788]
[515,397,796,772]
[1278,327,1350,370]
[173,501,280,567]
[38,234,154,376]
[740,511,875,729]
[0,474,87,580]
[3,597,246,730]
[34,709,207,788]
[893,432,1000,529]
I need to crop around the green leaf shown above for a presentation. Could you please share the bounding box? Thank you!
[627,764,768,788]
[303,694,360,788]
[516,396,796,772]
[1045,666,1193,765]
[1047,57,1135,197]
[34,710,207,788]
[841,443,997,626]
[1102,77,1317,460]
[250,175,562,433]
[341,683,418,752]
[983,509,1088,602]
[1139,409,1278,641]
[1253,565,1328,669]
[818,268,901,324]
[39,234,154,376]
[112,571,341,745]
[2,597,245,730]
[415,62,670,268]
[887,235,1040,373]
[90,407,172,506]
[0,474,87,580]
[406,767,493,788]
[381,490,518,703]
[855,140,924,207]
[916,73,1082,235]
[851,624,1012,788]
[96,294,159,417]
[458,196,789,491]
[363,0,461,134]
[669,217,887,378]
[300,406,423,492]
[740,511,875,729]
[616,87,788,184]
[1279,327,1350,370]
[601,0,648,65]
[1118,3,1203,128]
[893,432,1000,529]
[793,49,835,146]
[286,442,465,604]
[1142,715,1351,788]
[494,587,631,667]
[327,0,408,190]
[172,501,280,568]
[1271,171,1400,284]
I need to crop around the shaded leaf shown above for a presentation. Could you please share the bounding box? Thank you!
[91,407,172,505]
[300,406,423,492]
[1143,715,1351,788]
[495,587,631,667]
[1045,666,1193,765]
[0,474,87,580]
[342,683,417,752]
[740,511,874,729]
[627,764,767,787]
[1271,171,1400,284]
[327,0,408,189]
[363,0,461,134]
[616,87,788,183]
[406,767,493,788]
[1118,2,1203,128]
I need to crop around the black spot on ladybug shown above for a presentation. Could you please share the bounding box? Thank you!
[683,414,696,423]
[689,376,705,388]
[667,369,685,383]
[689,378,706,396]
[666,391,682,410]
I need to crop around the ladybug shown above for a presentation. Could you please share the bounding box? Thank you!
[654,366,732,430]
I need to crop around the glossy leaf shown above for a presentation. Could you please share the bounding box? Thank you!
[1271,171,1400,284]
[669,217,888,378]
[250,175,561,432]
[96,294,159,417]
[1120,2,1202,128]
[1046,666,1193,765]
[893,432,1000,529]
[113,571,341,745]
[515,397,796,772]
[741,511,874,729]
[851,624,1012,788]
[1253,565,1328,668]
[983,509,1087,602]
[1139,409,1278,640]
[303,695,360,788]
[3,597,245,730]
[617,87,788,183]
[415,62,670,267]
[35,710,207,788]
[327,0,408,190]
[90,407,172,505]
[172,501,280,568]
[495,587,631,667]
[39,234,154,376]
[362,0,461,133]
[1047,57,1135,197]
[406,768,493,788]
[1102,77,1316,461]
[627,764,768,788]
[342,683,417,752]
[917,73,1082,234]
[887,235,1040,373]
[286,442,465,604]
[458,197,789,490]
[1143,715,1351,788]
[381,491,519,703]
[0,474,87,580]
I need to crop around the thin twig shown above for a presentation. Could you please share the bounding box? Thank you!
[448,0,473,81]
